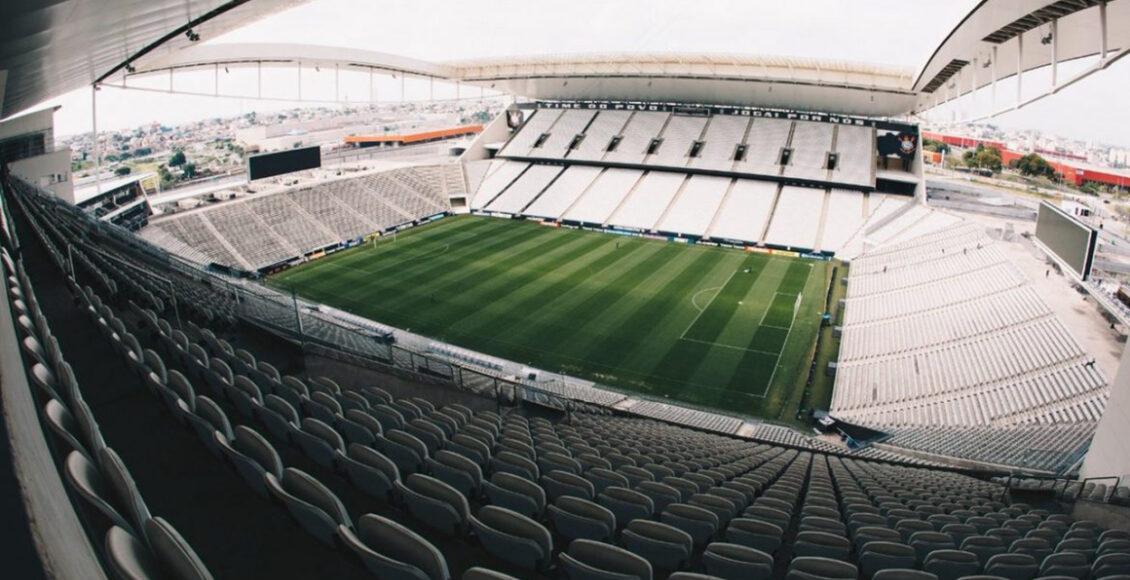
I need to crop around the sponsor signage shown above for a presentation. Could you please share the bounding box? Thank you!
[537,100,916,132]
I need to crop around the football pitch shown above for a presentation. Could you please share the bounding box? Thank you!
[270,215,833,421]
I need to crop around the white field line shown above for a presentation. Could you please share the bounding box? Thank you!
[679,268,738,339]
[760,291,805,397]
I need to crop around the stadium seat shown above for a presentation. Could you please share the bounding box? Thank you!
[185,396,232,458]
[471,505,553,570]
[661,503,720,548]
[462,568,518,580]
[598,486,654,527]
[292,417,346,469]
[702,542,774,580]
[794,530,852,561]
[396,473,470,536]
[983,552,1038,580]
[922,550,981,580]
[426,449,483,498]
[143,517,215,580]
[543,469,596,502]
[547,495,617,542]
[215,425,283,498]
[265,467,351,545]
[63,451,135,534]
[620,518,693,573]
[859,541,918,579]
[560,538,653,580]
[1092,552,1130,577]
[786,556,858,580]
[339,513,450,580]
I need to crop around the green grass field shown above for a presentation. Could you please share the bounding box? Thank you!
[271,215,834,421]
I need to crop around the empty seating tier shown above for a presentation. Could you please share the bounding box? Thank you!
[833,222,1109,473]
[143,164,458,271]
[8,174,1130,580]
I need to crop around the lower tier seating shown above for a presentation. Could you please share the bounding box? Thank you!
[8,174,1130,580]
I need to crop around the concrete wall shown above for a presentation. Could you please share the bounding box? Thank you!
[0,107,55,142]
[1081,339,1130,481]
[10,150,73,203]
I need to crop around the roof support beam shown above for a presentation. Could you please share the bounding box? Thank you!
[1016,33,1024,110]
[1051,19,1059,90]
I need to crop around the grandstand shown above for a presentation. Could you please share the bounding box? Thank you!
[141,164,461,272]
[4,1,1130,578]
[831,223,1108,472]
[8,175,1130,580]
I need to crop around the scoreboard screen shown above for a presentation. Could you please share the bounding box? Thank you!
[247,146,321,180]
[1035,201,1097,280]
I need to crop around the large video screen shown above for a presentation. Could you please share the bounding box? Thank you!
[247,146,321,180]
[1035,201,1097,280]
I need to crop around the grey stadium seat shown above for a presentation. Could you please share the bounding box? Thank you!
[1092,552,1130,577]
[340,443,399,502]
[962,535,1006,568]
[482,471,546,518]
[380,429,429,475]
[794,530,852,562]
[396,473,471,536]
[265,467,351,546]
[144,517,216,580]
[543,469,596,502]
[336,409,381,448]
[462,567,518,580]
[106,526,164,580]
[871,570,938,580]
[661,503,719,548]
[635,480,681,514]
[984,552,1038,580]
[292,417,345,469]
[215,425,283,498]
[471,505,553,571]
[620,518,693,573]
[786,556,859,580]
[426,449,483,498]
[339,513,450,580]
[858,541,918,579]
[97,447,153,535]
[548,495,617,542]
[922,549,981,580]
[598,486,654,526]
[1039,551,1090,578]
[560,538,653,580]
[256,394,300,443]
[702,542,774,580]
[185,396,232,458]
[726,517,784,555]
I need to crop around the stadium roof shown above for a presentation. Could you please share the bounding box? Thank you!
[1,0,1127,120]
[912,0,1129,113]
[0,0,309,118]
[448,53,919,117]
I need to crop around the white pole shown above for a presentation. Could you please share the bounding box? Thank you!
[1016,33,1023,109]
[1101,1,1109,62]
[1051,19,1059,90]
[92,84,102,196]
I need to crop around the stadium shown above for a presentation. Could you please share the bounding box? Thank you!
[2,1,1130,579]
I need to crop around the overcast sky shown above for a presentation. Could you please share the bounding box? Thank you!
[40,0,1130,147]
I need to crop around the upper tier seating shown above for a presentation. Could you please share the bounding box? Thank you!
[606,171,686,230]
[563,168,645,225]
[474,157,889,254]
[782,123,834,182]
[142,164,459,271]
[832,222,1108,473]
[501,109,877,188]
[9,173,1130,580]
[485,165,563,215]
